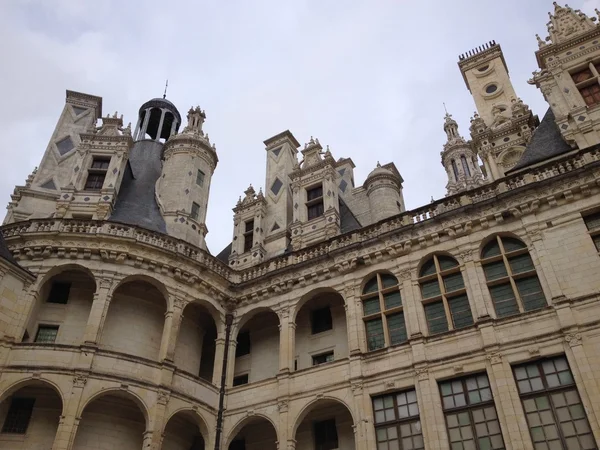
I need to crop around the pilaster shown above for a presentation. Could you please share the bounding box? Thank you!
[414,367,448,450]
[159,298,183,362]
[82,277,114,345]
[52,374,87,450]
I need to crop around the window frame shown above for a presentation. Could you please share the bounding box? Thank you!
[306,184,325,221]
[372,388,425,450]
[481,236,546,318]
[361,273,407,351]
[196,169,205,187]
[232,374,249,387]
[439,373,506,450]
[582,211,600,252]
[84,156,111,191]
[312,351,334,366]
[191,202,200,220]
[243,219,254,253]
[418,255,474,335]
[1,398,35,434]
[34,324,59,343]
[571,62,600,107]
[513,356,596,449]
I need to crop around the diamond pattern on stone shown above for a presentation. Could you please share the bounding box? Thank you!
[185,189,190,195]
[564,88,570,93]
[272,146,282,157]
[56,136,75,156]
[294,203,298,209]
[561,124,569,130]
[327,190,332,197]
[102,196,110,201]
[338,168,346,176]
[74,166,79,173]
[72,106,87,115]
[188,171,192,176]
[271,178,283,195]
[578,116,586,121]
[112,168,118,174]
[271,222,280,231]
[62,194,70,199]
[339,179,348,192]
[179,217,185,223]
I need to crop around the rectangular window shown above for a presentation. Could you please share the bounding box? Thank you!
[235,331,250,357]
[440,374,505,450]
[572,64,600,107]
[311,307,333,334]
[583,211,600,251]
[307,185,325,220]
[387,312,407,345]
[314,419,338,450]
[243,219,254,253]
[1,398,35,434]
[424,301,448,334]
[232,374,249,387]
[312,351,334,366]
[196,169,205,187]
[516,277,546,311]
[365,318,385,351]
[489,283,519,317]
[47,282,71,304]
[514,356,595,449]
[372,389,424,450]
[448,294,474,329]
[35,325,59,343]
[191,202,200,220]
[84,157,110,190]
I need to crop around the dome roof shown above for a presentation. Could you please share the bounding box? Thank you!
[139,97,182,124]
[366,163,393,181]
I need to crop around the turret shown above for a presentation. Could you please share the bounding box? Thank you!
[156,106,218,249]
[364,162,404,222]
[441,113,484,195]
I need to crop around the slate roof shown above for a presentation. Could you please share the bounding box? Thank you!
[339,197,362,233]
[216,242,232,264]
[0,233,18,266]
[110,140,167,233]
[510,108,574,172]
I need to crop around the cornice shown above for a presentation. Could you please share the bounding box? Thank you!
[536,27,600,69]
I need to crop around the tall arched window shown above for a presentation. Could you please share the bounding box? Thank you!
[418,255,473,335]
[361,273,407,351]
[461,155,471,177]
[451,159,459,181]
[481,236,546,317]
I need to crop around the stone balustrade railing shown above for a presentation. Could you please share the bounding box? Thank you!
[3,146,599,285]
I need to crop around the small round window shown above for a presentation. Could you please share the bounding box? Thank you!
[477,65,489,72]
[485,84,498,94]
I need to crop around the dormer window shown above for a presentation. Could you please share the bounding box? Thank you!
[572,63,600,107]
[243,219,254,252]
[306,185,324,220]
[84,157,110,190]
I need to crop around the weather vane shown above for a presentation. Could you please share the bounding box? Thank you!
[163,79,169,99]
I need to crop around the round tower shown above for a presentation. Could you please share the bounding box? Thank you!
[441,112,485,196]
[156,106,218,249]
[133,97,181,142]
[364,163,404,223]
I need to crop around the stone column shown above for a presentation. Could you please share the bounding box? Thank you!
[82,278,114,345]
[147,390,170,450]
[351,382,371,450]
[486,353,533,450]
[159,299,184,362]
[225,325,238,387]
[138,108,151,140]
[133,115,142,140]
[399,269,421,337]
[487,155,502,180]
[155,109,166,142]
[415,367,448,449]
[52,374,87,450]
[170,119,177,137]
[212,328,227,386]
[343,285,361,356]
[278,307,292,373]
[525,229,562,302]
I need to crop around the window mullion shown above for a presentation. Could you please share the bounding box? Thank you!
[500,239,525,313]
[379,280,391,347]
[436,258,453,331]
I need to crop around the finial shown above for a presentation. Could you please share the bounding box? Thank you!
[443,102,448,114]
[163,79,168,99]
[376,161,381,168]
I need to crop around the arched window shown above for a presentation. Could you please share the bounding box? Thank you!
[481,236,546,317]
[361,273,407,351]
[461,155,471,177]
[418,255,473,335]
[451,159,459,181]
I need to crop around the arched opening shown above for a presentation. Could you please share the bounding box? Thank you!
[0,381,63,448]
[294,290,347,371]
[175,302,217,381]
[227,416,278,450]
[100,279,167,361]
[73,392,146,450]
[25,266,96,345]
[294,398,356,450]
[162,410,207,450]
[232,310,279,386]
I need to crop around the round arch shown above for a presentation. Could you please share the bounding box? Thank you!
[291,396,357,438]
[77,388,150,428]
[291,287,345,322]
[225,413,279,449]
[183,298,224,331]
[233,306,280,338]
[36,263,97,292]
[416,250,458,275]
[479,231,528,258]
[112,274,170,308]
[359,269,399,294]
[162,407,212,449]
[0,377,65,413]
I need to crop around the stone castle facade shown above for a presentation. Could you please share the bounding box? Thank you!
[1,3,600,449]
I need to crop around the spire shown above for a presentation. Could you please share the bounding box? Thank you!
[544,3,597,46]
[163,79,168,99]
[443,110,461,143]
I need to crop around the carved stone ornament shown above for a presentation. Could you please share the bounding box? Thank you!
[565,333,582,347]
[73,374,87,387]
[278,400,289,412]
[486,351,502,365]
[157,390,170,405]
[415,367,429,381]
[457,249,474,263]
[351,382,363,393]
[399,270,412,281]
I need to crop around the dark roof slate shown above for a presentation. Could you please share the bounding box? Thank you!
[510,108,574,171]
[110,140,167,233]
[339,197,362,233]
[216,242,232,264]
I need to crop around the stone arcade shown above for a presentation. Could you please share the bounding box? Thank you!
[1,3,600,450]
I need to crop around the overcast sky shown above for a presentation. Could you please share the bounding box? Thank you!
[1,0,598,254]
